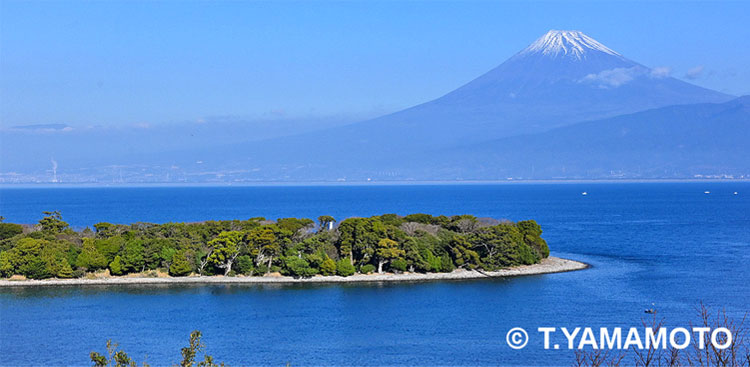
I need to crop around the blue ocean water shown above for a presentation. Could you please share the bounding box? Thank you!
[0,183,748,366]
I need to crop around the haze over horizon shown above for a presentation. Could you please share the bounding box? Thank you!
[1,0,749,128]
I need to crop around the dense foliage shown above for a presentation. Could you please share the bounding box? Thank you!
[0,212,549,279]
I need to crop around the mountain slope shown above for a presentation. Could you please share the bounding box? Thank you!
[439,96,750,179]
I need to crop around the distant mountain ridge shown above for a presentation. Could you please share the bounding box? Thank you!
[436,96,750,179]
[166,96,748,182]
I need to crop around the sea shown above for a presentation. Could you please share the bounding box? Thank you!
[0,182,748,366]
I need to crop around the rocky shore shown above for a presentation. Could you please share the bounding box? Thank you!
[0,256,587,287]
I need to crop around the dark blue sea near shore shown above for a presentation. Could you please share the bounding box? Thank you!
[1,182,748,366]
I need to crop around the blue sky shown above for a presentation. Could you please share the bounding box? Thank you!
[1,0,748,127]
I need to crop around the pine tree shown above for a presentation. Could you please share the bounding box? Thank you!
[109,256,124,276]
[57,261,74,278]
[169,251,193,276]
[320,257,336,275]
[76,239,108,271]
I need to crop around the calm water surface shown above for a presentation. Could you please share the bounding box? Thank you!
[1,183,748,366]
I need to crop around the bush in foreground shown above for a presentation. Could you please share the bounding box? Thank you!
[91,330,223,367]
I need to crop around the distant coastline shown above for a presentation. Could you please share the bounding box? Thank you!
[0,178,748,189]
[0,256,587,287]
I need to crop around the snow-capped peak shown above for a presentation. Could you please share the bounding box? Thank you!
[520,30,620,60]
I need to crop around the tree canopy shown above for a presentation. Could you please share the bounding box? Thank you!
[0,212,549,279]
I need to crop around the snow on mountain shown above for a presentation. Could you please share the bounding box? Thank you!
[519,30,621,60]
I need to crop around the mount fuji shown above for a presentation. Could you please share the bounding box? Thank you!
[192,30,735,179]
[337,30,732,145]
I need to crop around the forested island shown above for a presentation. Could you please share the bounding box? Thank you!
[0,211,565,282]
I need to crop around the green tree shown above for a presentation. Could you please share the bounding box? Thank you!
[57,261,74,278]
[160,246,178,269]
[516,243,539,265]
[76,239,108,271]
[425,251,442,272]
[0,222,23,240]
[518,220,550,258]
[320,257,336,275]
[96,237,125,263]
[440,253,455,273]
[38,211,69,233]
[391,258,408,272]
[25,258,51,279]
[276,217,314,235]
[8,238,49,279]
[90,330,223,367]
[143,239,169,270]
[109,255,124,276]
[246,226,283,273]
[282,256,317,278]
[179,330,223,367]
[0,251,14,277]
[403,213,435,224]
[335,259,355,277]
[41,247,74,278]
[90,340,140,367]
[375,238,405,273]
[122,240,145,273]
[234,255,254,275]
[169,250,193,276]
[93,222,125,239]
[449,235,481,269]
[402,237,429,272]
[337,218,384,265]
[378,214,404,226]
[207,231,244,276]
[469,223,526,269]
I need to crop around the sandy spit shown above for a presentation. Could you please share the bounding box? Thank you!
[0,256,587,288]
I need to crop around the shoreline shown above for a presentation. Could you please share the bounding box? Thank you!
[0,256,587,288]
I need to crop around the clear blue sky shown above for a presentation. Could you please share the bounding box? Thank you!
[1,0,748,127]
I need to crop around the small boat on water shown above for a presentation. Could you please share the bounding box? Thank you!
[735,192,739,195]
[645,309,656,314]
[704,191,710,194]
[582,192,588,196]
